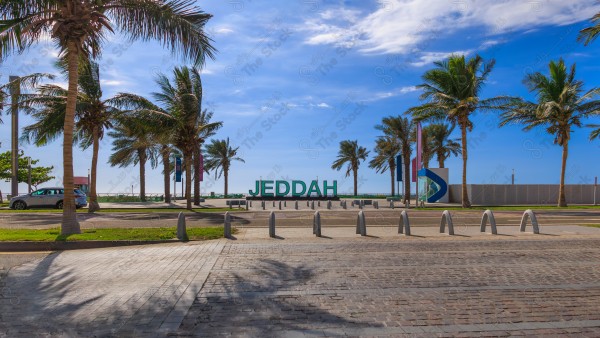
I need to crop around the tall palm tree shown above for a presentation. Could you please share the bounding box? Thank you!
[500,59,600,207]
[427,124,461,168]
[375,116,413,203]
[408,54,512,208]
[108,118,159,202]
[331,140,369,196]
[0,73,54,118]
[193,109,221,205]
[1,0,215,234]
[369,136,400,196]
[204,138,244,197]
[22,61,120,212]
[578,12,600,45]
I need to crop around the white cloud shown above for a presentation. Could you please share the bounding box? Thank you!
[302,1,600,55]
[215,27,235,35]
[370,86,420,101]
[316,102,331,108]
[410,50,472,67]
[101,80,125,87]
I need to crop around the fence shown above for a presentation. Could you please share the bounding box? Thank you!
[449,184,598,205]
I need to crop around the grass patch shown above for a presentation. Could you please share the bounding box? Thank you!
[582,224,600,228]
[0,207,247,214]
[415,205,600,211]
[0,227,230,242]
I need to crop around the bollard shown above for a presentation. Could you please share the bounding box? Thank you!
[313,211,322,237]
[374,201,379,209]
[284,201,287,207]
[398,210,411,236]
[245,201,248,210]
[249,201,253,208]
[520,209,540,234]
[311,200,315,210]
[295,200,299,210]
[390,200,394,209]
[359,200,364,209]
[262,200,265,210]
[318,201,321,207]
[440,210,455,235]
[272,201,275,207]
[278,201,282,210]
[355,210,367,236]
[177,212,188,241]
[327,200,332,210]
[307,201,309,207]
[269,211,276,238]
[343,200,347,209]
[224,212,232,238]
[480,209,497,235]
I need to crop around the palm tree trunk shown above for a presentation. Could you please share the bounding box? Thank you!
[61,41,81,235]
[194,145,200,205]
[162,146,171,204]
[353,168,358,196]
[460,122,471,208]
[224,168,229,197]
[558,142,569,207]
[139,150,147,202]
[88,126,100,212]
[185,153,192,210]
[438,152,445,168]
[403,150,411,205]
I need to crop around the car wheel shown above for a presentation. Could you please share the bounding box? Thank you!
[56,201,63,209]
[13,201,27,210]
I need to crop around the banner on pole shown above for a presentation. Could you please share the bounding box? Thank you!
[396,155,402,182]
[175,157,182,183]
[411,158,417,182]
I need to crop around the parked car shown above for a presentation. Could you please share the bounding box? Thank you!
[9,187,88,210]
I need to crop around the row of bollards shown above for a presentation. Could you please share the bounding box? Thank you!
[178,208,541,241]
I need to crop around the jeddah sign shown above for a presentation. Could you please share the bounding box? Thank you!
[249,180,337,197]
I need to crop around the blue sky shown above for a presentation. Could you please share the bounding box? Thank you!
[2,0,600,196]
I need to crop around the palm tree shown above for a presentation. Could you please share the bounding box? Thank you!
[204,138,244,197]
[108,118,159,202]
[1,0,215,234]
[369,136,400,196]
[331,140,369,196]
[22,61,120,213]
[408,54,512,208]
[0,73,54,118]
[500,59,600,207]
[427,124,461,168]
[194,109,222,205]
[375,116,413,203]
[578,12,600,45]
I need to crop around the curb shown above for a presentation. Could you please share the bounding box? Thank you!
[0,240,183,252]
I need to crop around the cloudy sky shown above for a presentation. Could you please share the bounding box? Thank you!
[2,0,600,196]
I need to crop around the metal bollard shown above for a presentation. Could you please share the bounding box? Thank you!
[272,201,275,207]
[343,200,347,209]
[284,201,287,207]
[262,200,265,210]
[295,200,299,210]
[177,212,188,241]
[398,210,410,236]
[390,200,394,209]
[374,201,379,209]
[278,201,282,210]
[520,209,539,234]
[480,209,497,235]
[327,200,332,210]
[356,210,366,236]
[311,200,315,210]
[440,210,454,235]
[224,211,232,238]
[318,201,321,207]
[269,211,276,238]
[313,211,322,237]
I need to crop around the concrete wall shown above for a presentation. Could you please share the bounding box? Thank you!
[448,184,598,205]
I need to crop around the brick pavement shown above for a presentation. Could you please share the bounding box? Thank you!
[2,234,600,336]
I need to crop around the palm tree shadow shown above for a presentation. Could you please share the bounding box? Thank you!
[178,259,382,335]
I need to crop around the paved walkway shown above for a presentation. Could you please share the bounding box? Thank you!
[2,232,600,336]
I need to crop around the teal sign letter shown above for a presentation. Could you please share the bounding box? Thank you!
[275,181,290,197]
[323,180,337,196]
[306,180,322,196]
[292,181,307,197]
[262,180,274,197]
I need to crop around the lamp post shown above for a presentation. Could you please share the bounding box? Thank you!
[27,157,32,193]
[512,169,515,185]
[10,76,20,198]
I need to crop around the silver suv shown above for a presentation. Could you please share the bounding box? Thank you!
[9,187,88,210]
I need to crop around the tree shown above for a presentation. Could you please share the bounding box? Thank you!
[375,116,413,203]
[427,124,461,168]
[1,0,216,235]
[369,136,400,196]
[500,59,600,207]
[194,109,221,205]
[22,61,121,213]
[0,73,54,122]
[0,151,55,188]
[204,138,244,197]
[107,119,159,202]
[578,12,600,45]
[331,140,369,196]
[408,54,512,208]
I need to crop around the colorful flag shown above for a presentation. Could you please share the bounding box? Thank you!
[175,157,182,183]
[396,155,402,182]
[416,122,422,170]
[411,158,417,182]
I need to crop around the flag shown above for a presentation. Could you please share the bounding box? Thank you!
[396,155,402,181]
[416,122,422,170]
[175,157,182,183]
[411,158,417,182]
[199,152,204,182]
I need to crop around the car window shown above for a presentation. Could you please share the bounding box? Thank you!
[31,190,45,196]
[59,189,64,194]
